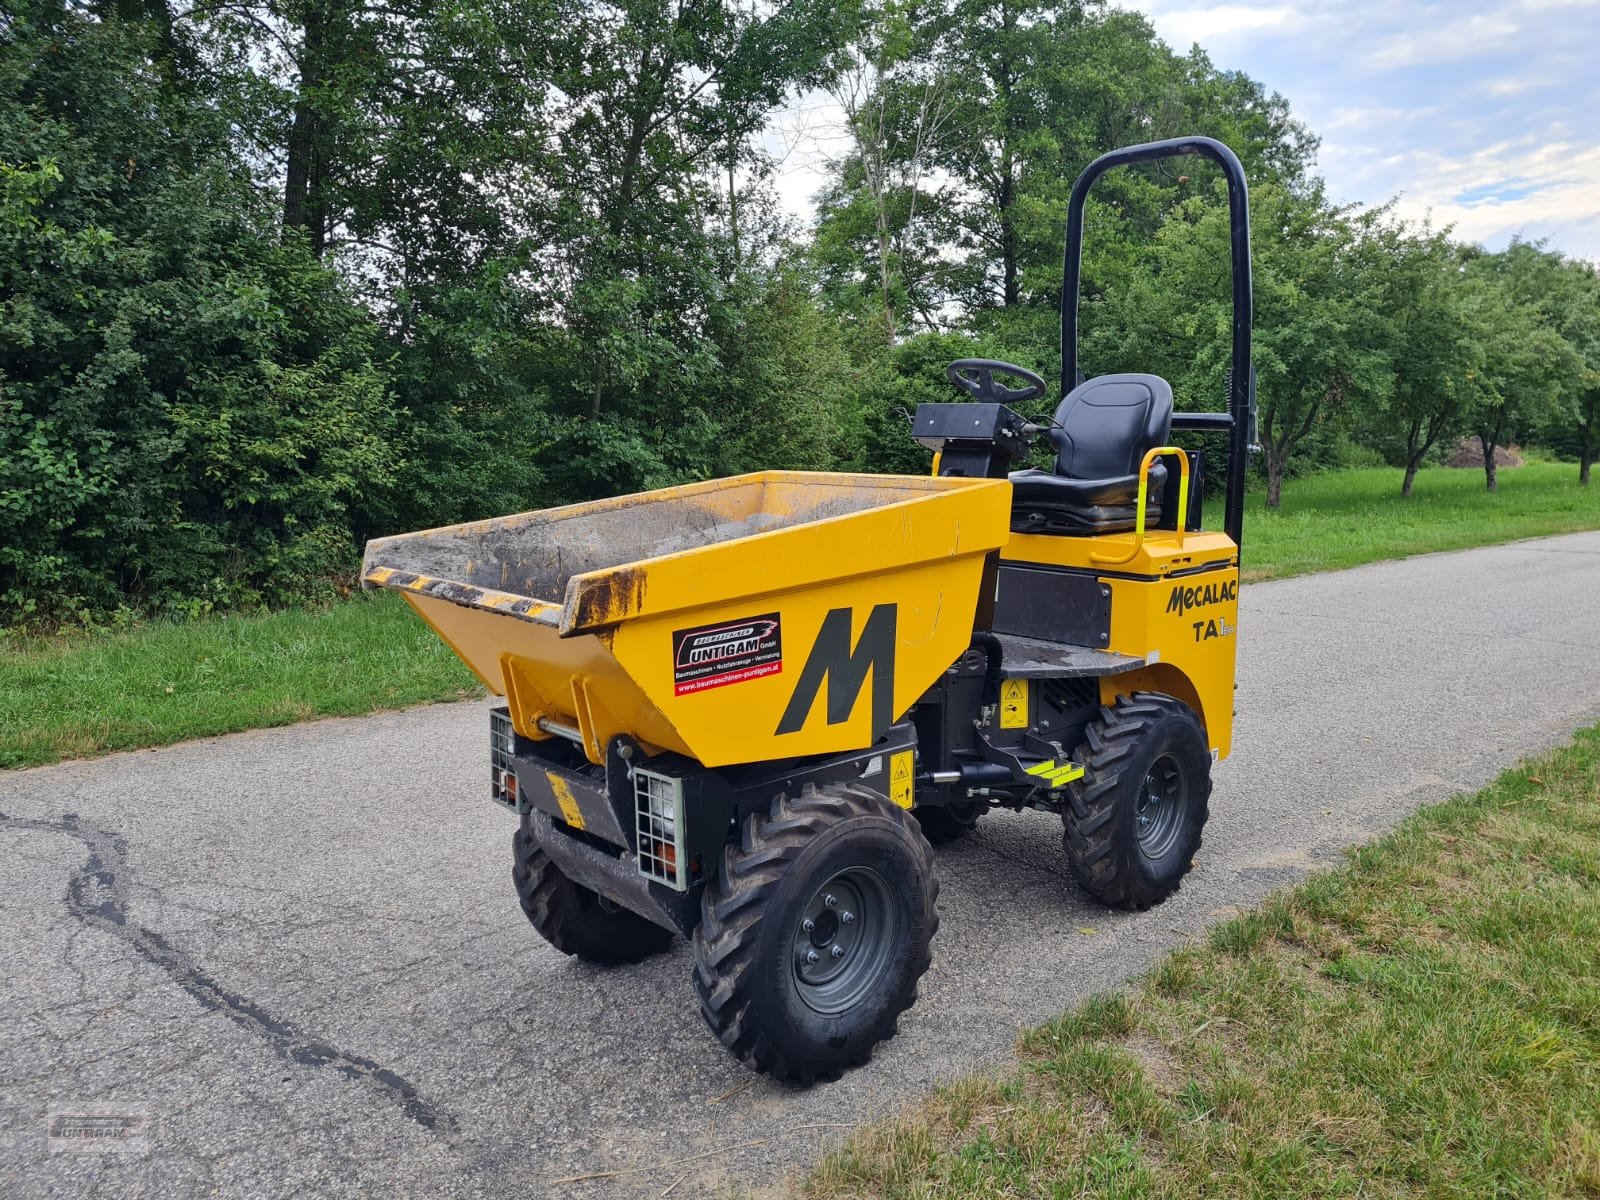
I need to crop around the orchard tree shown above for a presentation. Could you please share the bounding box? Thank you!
[1084,181,1387,507]
[1550,258,1600,486]
[1462,243,1575,492]
[1362,223,1480,497]
[1512,250,1600,486]
[1569,268,1600,485]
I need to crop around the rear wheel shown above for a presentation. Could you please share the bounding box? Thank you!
[914,800,986,844]
[512,825,674,965]
[1062,692,1211,910]
[693,783,939,1084]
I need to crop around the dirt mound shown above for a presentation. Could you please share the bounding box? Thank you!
[1446,438,1524,469]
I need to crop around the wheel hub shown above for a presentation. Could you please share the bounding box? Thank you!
[808,909,840,947]
[791,868,897,1015]
[1134,752,1186,859]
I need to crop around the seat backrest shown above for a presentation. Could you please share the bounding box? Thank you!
[1049,373,1173,479]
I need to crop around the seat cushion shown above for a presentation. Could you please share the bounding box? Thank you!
[1009,463,1167,535]
[1050,374,1173,480]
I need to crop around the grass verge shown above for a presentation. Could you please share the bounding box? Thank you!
[0,591,480,770]
[806,725,1600,1199]
[1242,460,1599,581]
[3,461,1596,771]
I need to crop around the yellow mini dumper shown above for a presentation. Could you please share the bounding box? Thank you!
[362,137,1256,1083]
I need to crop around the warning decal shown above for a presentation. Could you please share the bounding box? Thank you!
[672,613,783,696]
[889,749,915,808]
[999,678,1028,729]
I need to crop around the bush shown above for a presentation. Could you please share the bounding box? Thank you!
[0,14,398,622]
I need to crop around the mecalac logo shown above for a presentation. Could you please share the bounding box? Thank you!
[776,604,897,737]
[1166,578,1238,615]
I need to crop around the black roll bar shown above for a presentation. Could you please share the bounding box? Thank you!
[1060,136,1254,550]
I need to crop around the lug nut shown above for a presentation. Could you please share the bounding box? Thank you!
[824,894,838,909]
[804,949,820,964]
[801,918,815,932]
[830,945,846,959]
[840,911,855,924]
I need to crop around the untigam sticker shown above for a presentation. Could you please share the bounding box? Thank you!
[672,614,783,696]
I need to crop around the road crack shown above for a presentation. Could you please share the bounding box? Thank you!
[1,809,455,1135]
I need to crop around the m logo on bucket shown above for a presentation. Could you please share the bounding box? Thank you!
[776,604,897,737]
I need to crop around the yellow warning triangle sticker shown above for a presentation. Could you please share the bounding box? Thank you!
[1000,679,1026,702]
[892,755,912,782]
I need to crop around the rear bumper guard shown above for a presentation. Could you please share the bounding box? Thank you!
[527,810,697,935]
[490,706,630,844]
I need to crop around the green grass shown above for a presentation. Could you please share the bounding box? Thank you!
[0,591,480,770]
[3,461,1596,772]
[806,726,1600,1200]
[1242,460,1600,581]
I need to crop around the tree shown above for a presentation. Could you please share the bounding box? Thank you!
[541,0,853,416]
[1361,223,1479,498]
[1569,271,1600,485]
[174,0,575,533]
[0,5,396,619]
[1082,182,1387,507]
[1461,243,1575,492]
[811,0,1317,367]
[184,0,563,274]
[707,262,853,475]
[1582,389,1600,485]
[844,0,1158,319]
[1517,253,1600,486]
[813,0,960,345]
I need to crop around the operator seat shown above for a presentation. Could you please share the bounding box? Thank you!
[1009,373,1173,536]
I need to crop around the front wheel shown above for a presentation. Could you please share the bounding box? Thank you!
[693,783,939,1084]
[1062,692,1211,910]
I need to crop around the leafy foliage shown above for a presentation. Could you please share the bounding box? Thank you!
[1,0,1597,624]
[1084,181,1392,506]
[0,7,395,618]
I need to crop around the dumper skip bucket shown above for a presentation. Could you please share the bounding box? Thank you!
[362,471,1011,767]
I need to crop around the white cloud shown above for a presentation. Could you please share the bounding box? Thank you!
[1320,103,1445,131]
[1364,9,1522,70]
[1484,76,1542,97]
[1138,2,1306,46]
[1517,0,1600,11]
[1146,0,1600,259]
[1388,139,1600,253]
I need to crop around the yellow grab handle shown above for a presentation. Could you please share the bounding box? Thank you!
[1090,446,1190,565]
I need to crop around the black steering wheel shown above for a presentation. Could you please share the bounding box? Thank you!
[945,359,1049,406]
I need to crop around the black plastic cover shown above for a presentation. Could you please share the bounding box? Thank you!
[913,402,1032,459]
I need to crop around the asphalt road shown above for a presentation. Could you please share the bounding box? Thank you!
[5,532,1600,1199]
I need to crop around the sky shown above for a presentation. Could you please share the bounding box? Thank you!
[766,0,1600,261]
